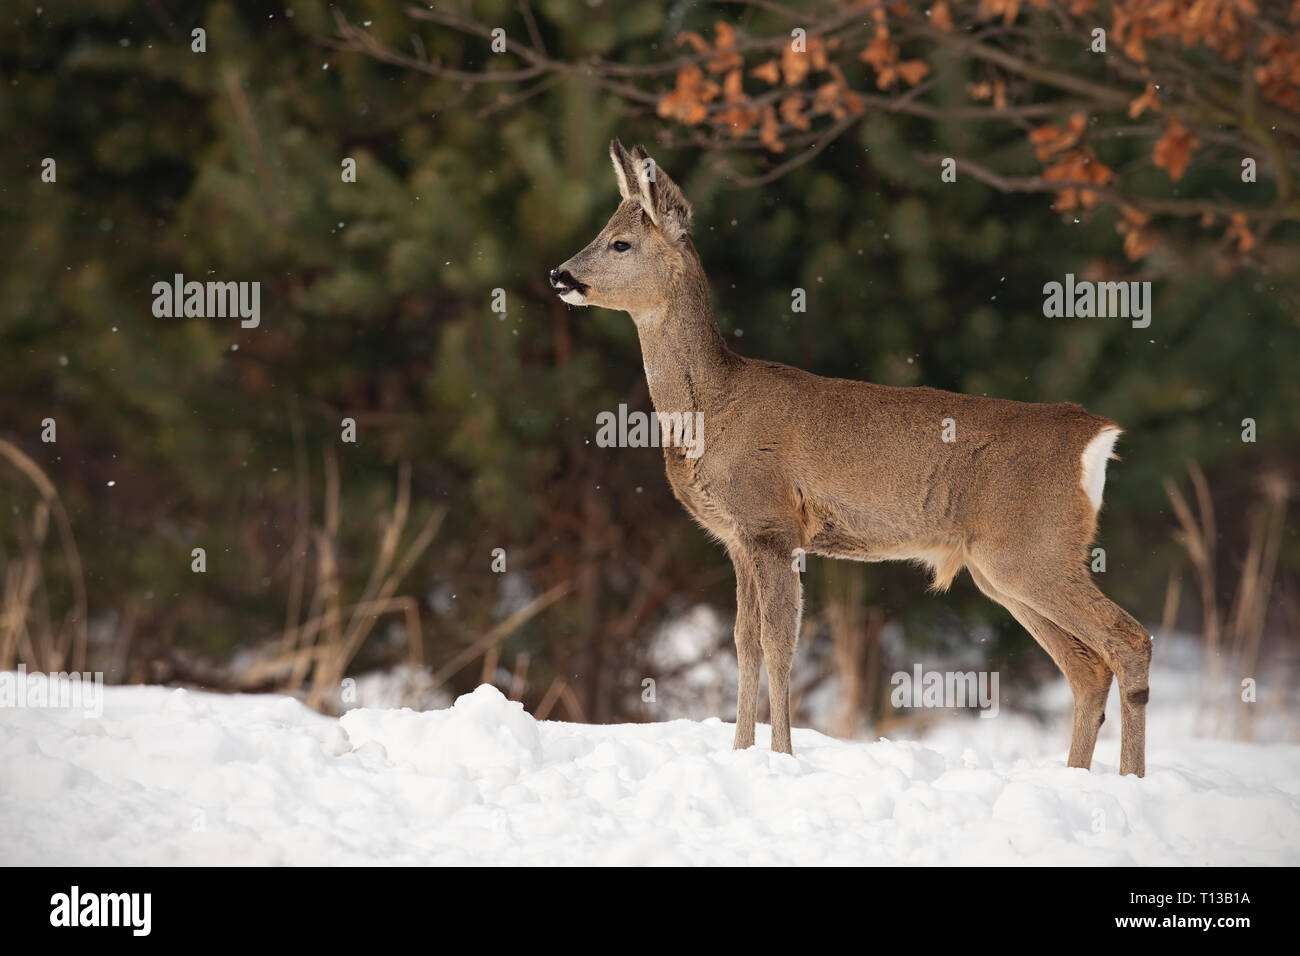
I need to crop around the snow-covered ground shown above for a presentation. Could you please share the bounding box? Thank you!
[2,636,1298,865]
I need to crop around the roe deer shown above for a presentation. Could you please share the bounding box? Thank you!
[550,140,1152,776]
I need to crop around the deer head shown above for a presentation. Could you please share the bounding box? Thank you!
[549,140,694,318]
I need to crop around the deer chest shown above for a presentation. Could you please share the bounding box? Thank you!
[662,447,736,538]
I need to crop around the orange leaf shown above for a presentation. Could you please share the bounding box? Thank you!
[1128,82,1160,119]
[723,69,745,104]
[759,104,785,153]
[859,28,896,72]
[813,80,843,116]
[750,59,781,85]
[929,2,954,30]
[1042,147,1111,212]
[781,44,811,85]
[657,64,711,125]
[707,52,744,74]
[808,36,831,72]
[1120,203,1151,228]
[1121,225,1157,260]
[706,26,743,76]
[978,0,1022,25]
[1116,204,1157,260]
[1226,212,1255,252]
[1153,117,1198,182]
[897,60,930,86]
[1028,112,1087,162]
[779,94,811,131]
[675,31,711,55]
[860,27,903,89]
[713,107,760,138]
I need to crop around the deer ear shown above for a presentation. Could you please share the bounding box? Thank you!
[609,139,638,202]
[631,144,692,241]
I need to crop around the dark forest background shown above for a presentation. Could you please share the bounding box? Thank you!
[2,0,1297,733]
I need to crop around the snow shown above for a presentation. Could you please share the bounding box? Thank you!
[2,640,1299,865]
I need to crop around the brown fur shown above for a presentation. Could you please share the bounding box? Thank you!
[551,140,1151,776]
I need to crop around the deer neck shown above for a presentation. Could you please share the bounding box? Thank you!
[630,250,735,415]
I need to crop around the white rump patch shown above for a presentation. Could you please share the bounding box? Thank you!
[1080,427,1121,511]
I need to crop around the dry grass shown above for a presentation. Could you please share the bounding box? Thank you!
[255,430,576,712]
[236,438,447,712]
[1164,462,1292,738]
[822,563,884,740]
[2,423,572,715]
[0,439,87,673]
[426,580,572,691]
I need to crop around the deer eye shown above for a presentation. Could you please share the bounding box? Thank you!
[611,240,631,252]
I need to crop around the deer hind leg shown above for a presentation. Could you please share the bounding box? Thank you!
[968,564,1111,769]
[992,568,1151,777]
[749,543,802,755]
[728,545,763,750]
[1045,583,1150,778]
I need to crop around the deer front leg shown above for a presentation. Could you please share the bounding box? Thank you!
[750,545,802,755]
[730,548,762,750]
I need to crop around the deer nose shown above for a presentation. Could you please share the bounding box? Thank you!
[550,268,581,289]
